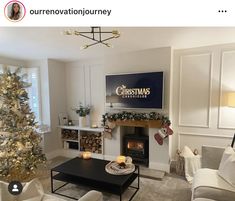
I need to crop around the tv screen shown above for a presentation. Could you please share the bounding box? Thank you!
[105,72,164,109]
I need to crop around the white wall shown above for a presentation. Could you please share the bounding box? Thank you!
[65,47,172,171]
[26,59,67,155]
[45,59,67,154]
[172,44,235,157]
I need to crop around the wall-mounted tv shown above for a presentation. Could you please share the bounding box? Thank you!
[105,71,164,109]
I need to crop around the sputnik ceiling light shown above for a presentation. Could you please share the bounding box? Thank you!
[64,27,120,49]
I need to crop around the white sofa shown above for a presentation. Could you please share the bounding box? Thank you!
[0,178,103,201]
[191,146,235,201]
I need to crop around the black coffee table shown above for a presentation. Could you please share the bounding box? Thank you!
[51,157,139,201]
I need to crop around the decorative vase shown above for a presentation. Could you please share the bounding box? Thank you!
[86,115,91,127]
[79,116,86,127]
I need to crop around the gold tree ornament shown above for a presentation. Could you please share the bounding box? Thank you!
[0,151,6,158]
[25,142,33,149]
[0,67,46,182]
[16,142,24,151]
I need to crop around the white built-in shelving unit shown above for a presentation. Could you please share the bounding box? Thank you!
[59,126,104,159]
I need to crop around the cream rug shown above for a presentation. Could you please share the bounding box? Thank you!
[39,157,191,201]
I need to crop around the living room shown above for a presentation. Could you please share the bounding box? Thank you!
[1,27,235,201]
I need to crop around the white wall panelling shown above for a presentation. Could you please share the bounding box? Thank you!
[218,50,235,129]
[84,65,91,105]
[89,65,105,126]
[173,44,235,157]
[178,132,233,154]
[65,64,86,122]
[178,53,212,128]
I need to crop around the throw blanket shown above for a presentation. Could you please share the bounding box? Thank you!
[184,155,201,183]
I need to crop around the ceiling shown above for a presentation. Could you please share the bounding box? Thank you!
[1,27,235,62]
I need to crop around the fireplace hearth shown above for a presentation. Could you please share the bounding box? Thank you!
[123,128,149,166]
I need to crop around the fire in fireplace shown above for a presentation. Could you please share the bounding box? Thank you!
[127,141,144,150]
[123,128,149,166]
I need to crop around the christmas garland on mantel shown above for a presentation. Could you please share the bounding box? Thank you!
[104,111,171,126]
[102,111,172,140]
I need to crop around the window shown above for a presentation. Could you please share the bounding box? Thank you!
[0,66,41,123]
[26,68,41,123]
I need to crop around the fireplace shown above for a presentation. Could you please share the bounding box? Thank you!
[123,128,149,166]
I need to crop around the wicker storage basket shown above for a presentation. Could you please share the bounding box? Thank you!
[175,155,185,176]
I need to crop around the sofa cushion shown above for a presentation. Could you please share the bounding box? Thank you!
[21,197,42,201]
[193,198,216,201]
[201,145,225,169]
[218,146,234,168]
[218,147,235,187]
[0,179,103,201]
[0,178,44,201]
[0,179,68,201]
[43,191,103,201]
[79,190,103,201]
[0,180,15,201]
[19,178,44,201]
[180,146,194,158]
[193,186,235,201]
[43,194,67,201]
[192,169,235,201]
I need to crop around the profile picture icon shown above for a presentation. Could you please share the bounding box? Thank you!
[8,181,23,195]
[4,1,26,22]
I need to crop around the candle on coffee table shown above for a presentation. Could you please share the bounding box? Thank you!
[83,151,92,159]
[116,155,126,164]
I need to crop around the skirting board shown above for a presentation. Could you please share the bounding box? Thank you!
[45,149,62,160]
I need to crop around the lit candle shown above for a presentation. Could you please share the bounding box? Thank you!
[116,155,126,164]
[91,124,98,128]
[83,151,92,159]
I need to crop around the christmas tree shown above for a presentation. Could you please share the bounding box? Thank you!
[0,67,46,182]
